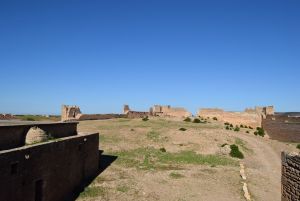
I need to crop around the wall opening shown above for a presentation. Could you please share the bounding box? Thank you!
[35,179,44,201]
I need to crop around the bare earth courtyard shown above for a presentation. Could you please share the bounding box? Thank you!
[76,118,297,201]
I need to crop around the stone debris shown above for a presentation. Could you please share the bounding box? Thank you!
[243,182,251,201]
[240,163,247,180]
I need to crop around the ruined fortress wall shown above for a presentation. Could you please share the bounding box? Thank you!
[0,133,99,201]
[198,109,262,128]
[152,105,191,118]
[262,115,300,142]
[77,114,126,120]
[0,122,78,151]
[0,114,14,120]
[282,152,300,201]
[127,111,149,118]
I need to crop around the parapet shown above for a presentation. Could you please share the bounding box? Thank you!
[0,122,78,151]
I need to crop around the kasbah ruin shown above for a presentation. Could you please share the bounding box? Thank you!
[0,103,299,201]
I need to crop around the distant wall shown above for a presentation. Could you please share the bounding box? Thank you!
[77,114,126,120]
[0,122,78,151]
[152,105,191,118]
[0,133,99,201]
[198,108,262,128]
[282,152,300,201]
[262,115,300,142]
[127,111,149,119]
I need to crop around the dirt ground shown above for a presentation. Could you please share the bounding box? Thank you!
[76,117,298,201]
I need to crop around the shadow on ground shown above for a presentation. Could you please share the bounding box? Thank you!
[70,150,118,201]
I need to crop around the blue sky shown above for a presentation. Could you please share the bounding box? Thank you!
[0,0,299,115]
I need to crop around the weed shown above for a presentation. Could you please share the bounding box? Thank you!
[79,186,107,198]
[179,128,187,131]
[234,126,240,132]
[116,185,130,193]
[169,172,184,179]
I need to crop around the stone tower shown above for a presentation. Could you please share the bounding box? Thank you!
[61,105,82,121]
[123,105,130,114]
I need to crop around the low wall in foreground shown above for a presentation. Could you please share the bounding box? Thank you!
[282,152,300,201]
[0,133,99,201]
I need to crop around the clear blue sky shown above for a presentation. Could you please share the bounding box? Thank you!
[0,0,299,115]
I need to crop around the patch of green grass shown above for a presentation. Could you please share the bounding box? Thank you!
[79,186,107,198]
[112,147,238,170]
[169,172,185,179]
[142,116,149,121]
[229,144,244,159]
[235,138,252,153]
[147,130,160,141]
[297,144,300,149]
[179,128,187,131]
[116,185,130,193]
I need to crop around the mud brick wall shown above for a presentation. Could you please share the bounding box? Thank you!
[282,152,300,201]
[0,133,99,201]
[127,111,149,118]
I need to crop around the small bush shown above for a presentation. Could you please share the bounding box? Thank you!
[229,144,244,159]
[234,126,240,132]
[130,128,135,131]
[246,131,249,134]
[230,124,234,128]
[142,116,149,121]
[193,118,201,123]
[160,147,167,152]
[179,128,187,131]
[213,117,218,121]
[249,126,253,129]
[26,117,36,121]
[184,117,191,122]
[240,124,244,128]
[256,127,265,137]
[297,144,300,149]
[224,122,230,126]
[244,125,248,128]
[225,126,230,130]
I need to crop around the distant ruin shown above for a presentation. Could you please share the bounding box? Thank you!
[0,122,99,201]
[61,105,125,122]
[0,114,15,120]
[198,106,274,128]
[282,152,300,201]
[123,104,191,118]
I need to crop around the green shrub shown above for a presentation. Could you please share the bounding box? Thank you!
[240,125,244,128]
[184,117,191,122]
[225,126,230,130]
[249,126,253,129]
[142,116,149,121]
[193,118,201,123]
[230,124,233,128]
[213,117,218,121]
[160,147,167,152]
[234,126,240,132]
[297,144,300,149]
[179,128,187,131]
[26,117,36,121]
[256,127,265,137]
[246,131,249,134]
[229,144,244,159]
[224,122,230,126]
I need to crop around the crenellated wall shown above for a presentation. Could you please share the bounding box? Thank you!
[282,152,300,201]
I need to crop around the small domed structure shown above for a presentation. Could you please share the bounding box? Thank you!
[26,126,48,144]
